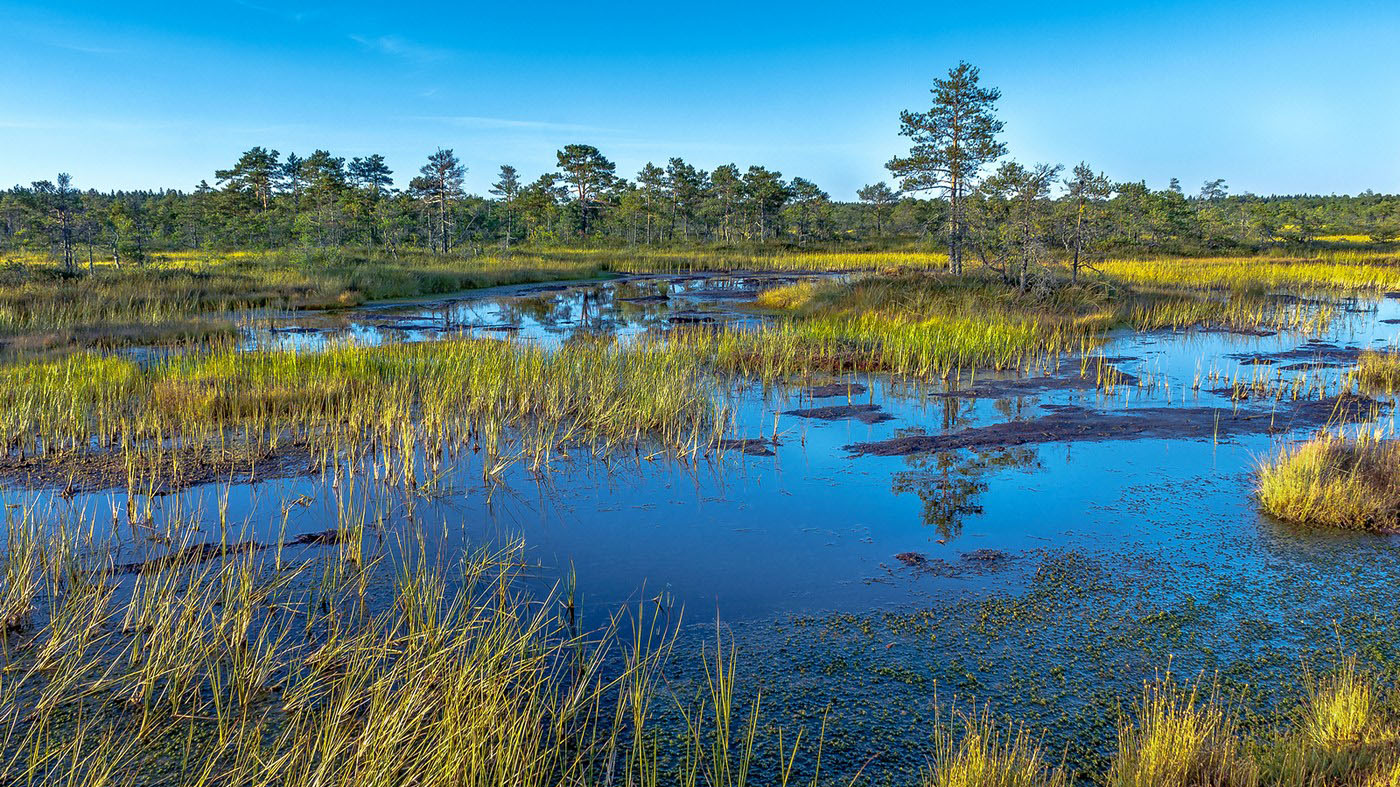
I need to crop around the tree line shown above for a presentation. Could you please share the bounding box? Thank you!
[2,69,1397,269]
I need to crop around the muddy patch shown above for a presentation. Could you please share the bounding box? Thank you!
[0,443,315,495]
[786,403,893,425]
[713,438,778,457]
[116,528,348,574]
[846,394,1382,456]
[1201,326,1278,338]
[805,382,869,399]
[667,313,719,325]
[1227,341,1364,367]
[116,541,262,574]
[931,370,1136,400]
[289,529,348,546]
[676,288,762,301]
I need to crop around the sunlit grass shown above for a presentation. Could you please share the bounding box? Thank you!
[1259,657,1400,786]
[1107,672,1256,787]
[924,706,1067,787]
[1352,350,1400,394]
[1098,252,1400,293]
[0,338,726,490]
[0,505,837,787]
[748,270,1333,380]
[1257,432,1400,531]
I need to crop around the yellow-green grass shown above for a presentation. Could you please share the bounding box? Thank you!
[1107,673,1256,787]
[0,337,725,490]
[533,245,950,274]
[1352,350,1400,394]
[924,706,1067,787]
[1097,252,1400,293]
[1257,433,1400,531]
[750,271,1333,373]
[0,512,829,787]
[1259,658,1400,786]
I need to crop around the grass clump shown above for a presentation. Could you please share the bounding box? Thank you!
[924,706,1067,787]
[1352,350,1400,394]
[1257,433,1400,531]
[1107,672,1256,787]
[1260,657,1400,786]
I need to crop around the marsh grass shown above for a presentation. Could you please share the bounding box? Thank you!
[0,265,1347,491]
[1107,672,1257,787]
[1097,252,1400,294]
[546,246,949,275]
[1257,432,1400,531]
[1352,350,1400,394]
[924,705,1067,787]
[0,248,615,350]
[745,271,1333,382]
[0,337,726,492]
[0,247,946,350]
[0,506,838,787]
[1259,657,1400,786]
[0,247,1379,354]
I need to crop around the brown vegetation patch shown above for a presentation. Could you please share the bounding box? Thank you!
[712,438,777,457]
[785,403,893,424]
[848,394,1382,456]
[0,442,314,495]
[930,371,1137,399]
[804,381,869,398]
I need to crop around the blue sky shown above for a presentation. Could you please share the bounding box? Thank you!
[2,1,1397,199]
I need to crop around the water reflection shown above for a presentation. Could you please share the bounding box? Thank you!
[891,446,1040,540]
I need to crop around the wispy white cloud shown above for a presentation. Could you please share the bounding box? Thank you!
[349,34,452,64]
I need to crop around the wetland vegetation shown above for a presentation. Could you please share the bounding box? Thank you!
[2,57,1400,786]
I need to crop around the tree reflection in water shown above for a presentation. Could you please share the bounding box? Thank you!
[891,444,1039,541]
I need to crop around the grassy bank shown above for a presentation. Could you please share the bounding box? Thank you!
[742,271,1333,378]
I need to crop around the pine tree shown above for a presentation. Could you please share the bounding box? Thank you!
[409,149,465,253]
[555,144,616,236]
[887,62,1006,274]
